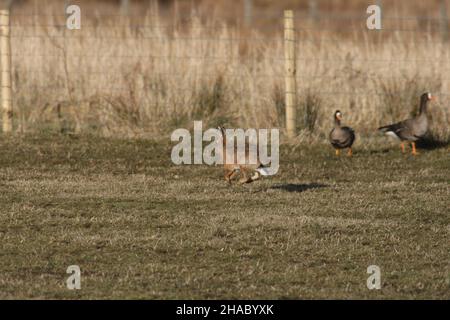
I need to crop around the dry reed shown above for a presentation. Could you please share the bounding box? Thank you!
[9,7,450,142]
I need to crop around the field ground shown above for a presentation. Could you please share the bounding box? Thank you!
[0,134,448,299]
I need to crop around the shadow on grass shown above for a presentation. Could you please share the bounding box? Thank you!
[366,148,392,155]
[368,138,449,154]
[416,137,450,150]
[270,183,327,193]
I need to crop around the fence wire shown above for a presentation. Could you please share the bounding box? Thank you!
[6,11,450,106]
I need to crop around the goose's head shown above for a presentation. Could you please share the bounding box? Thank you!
[334,110,343,121]
[422,92,436,102]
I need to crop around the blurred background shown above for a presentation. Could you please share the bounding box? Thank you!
[7,0,450,28]
[7,0,450,34]
[2,0,450,142]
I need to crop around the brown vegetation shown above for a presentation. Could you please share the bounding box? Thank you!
[0,134,448,299]
[6,1,450,143]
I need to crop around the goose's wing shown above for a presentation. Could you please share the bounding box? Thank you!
[340,126,355,147]
[405,116,428,139]
[378,120,415,140]
[342,126,355,136]
[329,127,355,148]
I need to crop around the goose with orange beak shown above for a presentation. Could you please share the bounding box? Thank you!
[378,92,436,156]
[329,110,355,157]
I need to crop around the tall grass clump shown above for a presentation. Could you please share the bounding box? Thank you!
[9,7,450,143]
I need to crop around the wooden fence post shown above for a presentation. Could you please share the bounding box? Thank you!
[244,0,253,27]
[121,0,130,16]
[440,0,448,42]
[284,10,296,139]
[0,8,12,133]
[308,0,318,22]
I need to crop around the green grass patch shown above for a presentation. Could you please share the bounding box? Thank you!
[0,134,448,299]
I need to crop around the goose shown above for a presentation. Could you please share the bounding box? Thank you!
[378,92,435,155]
[329,110,355,156]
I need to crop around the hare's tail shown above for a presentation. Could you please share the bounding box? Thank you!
[255,166,271,176]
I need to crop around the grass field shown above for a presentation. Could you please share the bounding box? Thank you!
[0,133,448,299]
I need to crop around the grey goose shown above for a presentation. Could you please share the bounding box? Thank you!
[378,92,435,155]
[329,110,356,156]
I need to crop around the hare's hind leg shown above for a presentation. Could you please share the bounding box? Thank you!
[238,167,253,184]
[224,169,233,184]
[224,168,239,185]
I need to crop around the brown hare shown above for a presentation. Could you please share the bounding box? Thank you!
[217,126,270,185]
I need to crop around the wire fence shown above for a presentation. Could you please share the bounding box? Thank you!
[2,8,450,136]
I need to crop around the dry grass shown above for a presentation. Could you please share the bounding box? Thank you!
[0,134,448,299]
[2,1,449,301]
[7,4,450,142]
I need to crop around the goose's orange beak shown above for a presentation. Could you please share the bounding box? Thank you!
[430,95,437,102]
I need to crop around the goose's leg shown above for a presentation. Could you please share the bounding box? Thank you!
[335,149,340,156]
[347,148,353,157]
[400,142,405,154]
[411,142,419,156]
